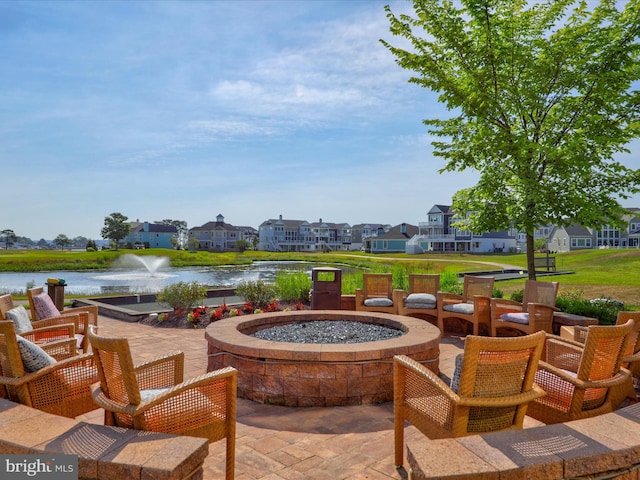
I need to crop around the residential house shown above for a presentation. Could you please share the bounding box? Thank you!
[189,214,255,251]
[547,224,594,252]
[407,205,517,253]
[309,219,352,251]
[124,221,177,249]
[258,216,314,252]
[258,216,354,252]
[364,223,419,253]
[350,223,391,251]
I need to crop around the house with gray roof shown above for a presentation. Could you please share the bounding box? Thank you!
[364,223,419,253]
[189,214,255,251]
[407,205,517,253]
[124,221,177,249]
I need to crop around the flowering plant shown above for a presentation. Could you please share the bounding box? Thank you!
[266,299,280,312]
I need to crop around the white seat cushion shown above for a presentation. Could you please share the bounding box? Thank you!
[364,298,393,307]
[405,302,436,310]
[443,303,474,315]
[6,305,33,334]
[406,293,436,304]
[500,312,529,325]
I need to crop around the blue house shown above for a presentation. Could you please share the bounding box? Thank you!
[363,223,419,253]
[124,221,177,249]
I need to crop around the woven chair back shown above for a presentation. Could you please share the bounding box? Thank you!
[577,319,634,409]
[408,274,439,295]
[87,326,141,411]
[461,276,494,302]
[0,295,14,320]
[522,280,558,307]
[0,321,26,378]
[616,311,640,359]
[458,331,545,432]
[362,274,393,298]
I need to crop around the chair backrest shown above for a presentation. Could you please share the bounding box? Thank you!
[616,311,640,359]
[362,274,393,299]
[577,319,634,396]
[0,321,26,378]
[87,326,142,406]
[461,276,494,303]
[522,280,558,307]
[408,274,439,296]
[0,295,14,320]
[27,287,50,321]
[457,331,545,432]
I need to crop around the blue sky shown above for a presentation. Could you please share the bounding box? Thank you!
[2,1,639,241]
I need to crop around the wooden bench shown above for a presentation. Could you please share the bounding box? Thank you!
[534,256,556,271]
[405,403,640,480]
[0,399,209,480]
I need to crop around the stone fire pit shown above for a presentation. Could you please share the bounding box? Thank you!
[205,310,441,407]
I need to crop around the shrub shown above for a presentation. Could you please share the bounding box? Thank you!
[156,281,207,312]
[439,269,462,295]
[275,271,312,303]
[236,280,277,309]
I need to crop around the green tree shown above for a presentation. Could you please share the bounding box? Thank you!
[101,212,130,251]
[54,234,73,250]
[382,0,640,279]
[0,229,16,250]
[235,239,249,253]
[156,219,188,249]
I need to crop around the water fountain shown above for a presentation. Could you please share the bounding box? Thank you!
[111,254,171,276]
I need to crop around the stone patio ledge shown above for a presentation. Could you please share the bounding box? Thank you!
[406,402,640,480]
[0,398,209,480]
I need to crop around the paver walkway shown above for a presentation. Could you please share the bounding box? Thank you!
[76,315,541,479]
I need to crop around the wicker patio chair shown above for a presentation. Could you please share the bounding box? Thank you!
[490,280,559,337]
[0,321,98,418]
[393,331,546,467]
[394,274,440,322]
[355,273,398,314]
[571,311,640,408]
[436,275,494,335]
[0,293,80,348]
[87,326,237,480]
[526,319,634,425]
[28,287,98,352]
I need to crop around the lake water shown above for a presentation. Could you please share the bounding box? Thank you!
[0,261,332,295]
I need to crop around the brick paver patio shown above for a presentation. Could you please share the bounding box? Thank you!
[76,314,543,479]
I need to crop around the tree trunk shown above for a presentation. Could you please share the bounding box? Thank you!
[526,233,537,280]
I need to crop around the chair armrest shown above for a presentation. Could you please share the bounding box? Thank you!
[537,361,630,390]
[526,303,559,333]
[31,314,80,332]
[437,292,463,306]
[393,290,407,306]
[12,353,95,387]
[394,355,457,400]
[21,323,77,353]
[136,366,237,412]
[457,384,546,408]
[40,338,78,360]
[134,351,185,389]
[543,336,583,369]
[62,305,98,321]
[490,298,524,318]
